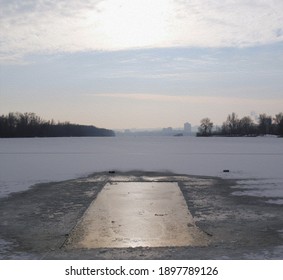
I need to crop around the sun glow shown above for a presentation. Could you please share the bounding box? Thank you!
[90,0,174,49]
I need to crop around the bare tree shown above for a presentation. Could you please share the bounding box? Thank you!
[273,113,283,125]
[274,113,283,136]
[222,112,239,135]
[239,116,255,136]
[258,114,272,135]
[198,118,213,136]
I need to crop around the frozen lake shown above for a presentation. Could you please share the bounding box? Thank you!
[0,136,283,201]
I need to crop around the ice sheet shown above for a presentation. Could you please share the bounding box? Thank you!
[232,179,283,199]
[0,136,282,201]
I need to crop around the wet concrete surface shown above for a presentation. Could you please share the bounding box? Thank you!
[67,182,209,248]
[0,171,282,259]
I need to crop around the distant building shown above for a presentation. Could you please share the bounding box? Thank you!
[162,127,173,136]
[184,122,192,135]
[124,129,132,134]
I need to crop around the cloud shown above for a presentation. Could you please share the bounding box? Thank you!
[91,92,283,105]
[174,0,283,46]
[84,92,283,127]
[1,0,283,63]
[0,0,104,60]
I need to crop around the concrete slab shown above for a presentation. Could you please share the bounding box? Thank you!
[68,182,209,248]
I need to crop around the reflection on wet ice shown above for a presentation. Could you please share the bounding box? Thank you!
[68,182,210,248]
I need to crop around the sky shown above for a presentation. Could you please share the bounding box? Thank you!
[0,0,283,130]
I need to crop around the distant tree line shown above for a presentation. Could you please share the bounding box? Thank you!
[0,112,115,138]
[197,112,283,137]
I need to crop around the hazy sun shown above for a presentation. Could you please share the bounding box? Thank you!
[86,0,174,49]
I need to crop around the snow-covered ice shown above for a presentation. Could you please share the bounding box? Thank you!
[0,136,282,203]
[231,178,283,202]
